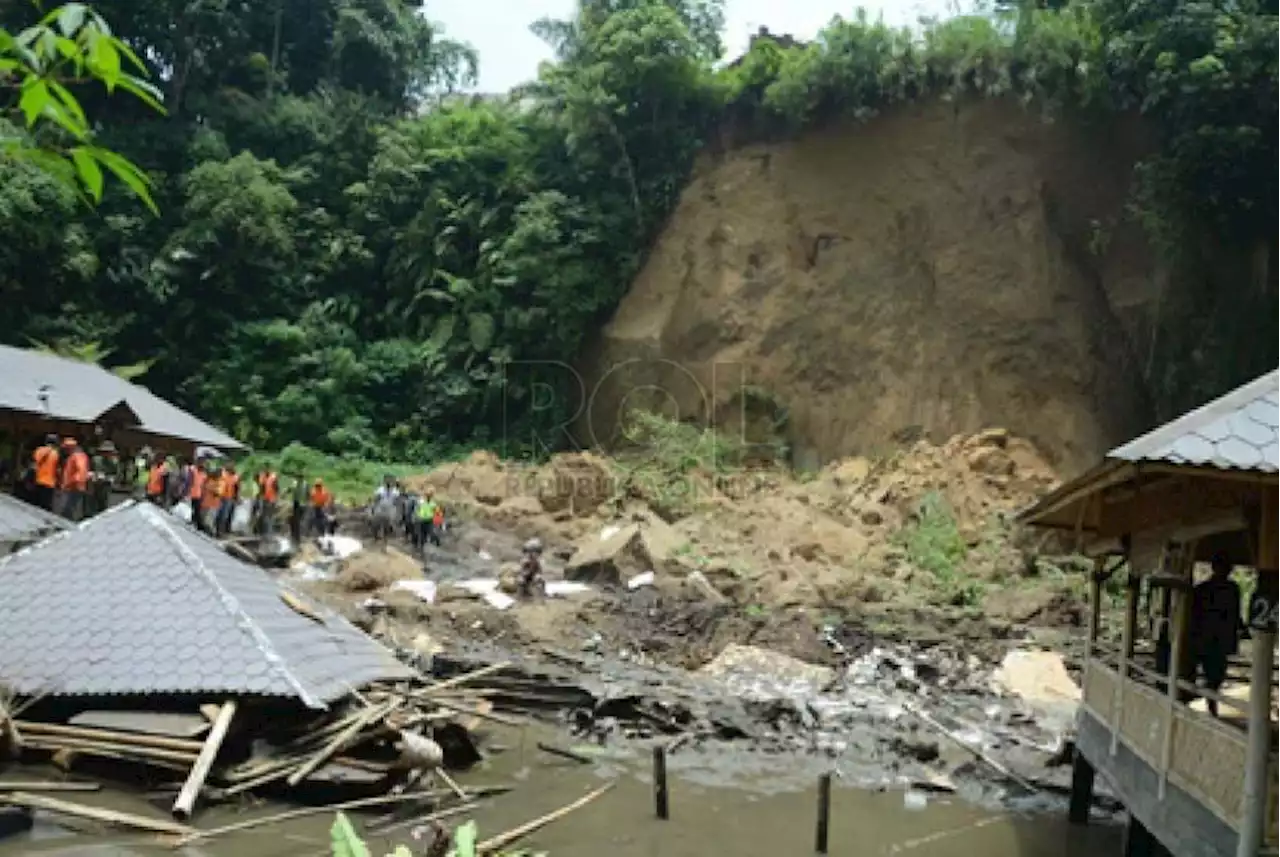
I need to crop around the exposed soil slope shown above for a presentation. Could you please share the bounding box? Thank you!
[577,98,1162,477]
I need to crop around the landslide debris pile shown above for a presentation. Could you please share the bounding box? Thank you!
[405,427,1063,618]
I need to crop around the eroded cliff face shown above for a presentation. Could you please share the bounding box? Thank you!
[578,98,1169,477]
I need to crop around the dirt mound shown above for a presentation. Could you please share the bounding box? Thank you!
[577,97,1161,478]
[337,546,422,591]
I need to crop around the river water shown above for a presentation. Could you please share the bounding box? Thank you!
[4,740,1119,857]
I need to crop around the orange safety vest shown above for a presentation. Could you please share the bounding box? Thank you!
[310,486,331,508]
[189,468,206,501]
[33,445,59,488]
[146,464,167,495]
[262,472,279,503]
[223,472,240,499]
[202,476,224,510]
[433,504,444,526]
[60,449,89,492]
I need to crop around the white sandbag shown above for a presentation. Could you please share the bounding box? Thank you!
[230,499,254,535]
[169,502,192,523]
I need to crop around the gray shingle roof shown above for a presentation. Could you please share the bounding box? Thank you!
[1110,370,1279,473]
[0,493,68,545]
[0,345,244,450]
[0,502,411,707]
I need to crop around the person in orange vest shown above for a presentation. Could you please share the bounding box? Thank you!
[144,454,170,508]
[187,458,209,533]
[256,468,280,535]
[31,434,60,511]
[201,465,225,536]
[55,437,90,521]
[309,478,333,536]
[216,463,240,536]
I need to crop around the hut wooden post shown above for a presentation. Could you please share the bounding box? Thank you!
[173,700,236,821]
[1239,491,1280,857]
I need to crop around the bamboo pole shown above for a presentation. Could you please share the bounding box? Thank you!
[419,662,511,696]
[475,781,616,854]
[16,720,205,753]
[172,700,237,821]
[173,788,470,846]
[286,702,393,787]
[906,705,1038,794]
[0,781,100,792]
[1,791,195,836]
[21,736,198,765]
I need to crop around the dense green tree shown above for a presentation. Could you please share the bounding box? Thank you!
[0,0,1273,460]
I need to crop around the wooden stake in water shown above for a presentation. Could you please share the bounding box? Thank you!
[652,745,669,820]
[815,772,832,854]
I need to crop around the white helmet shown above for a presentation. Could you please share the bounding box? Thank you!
[523,537,543,554]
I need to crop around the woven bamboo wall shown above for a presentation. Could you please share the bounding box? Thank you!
[1169,707,1248,827]
[1083,660,1116,712]
[1120,680,1171,763]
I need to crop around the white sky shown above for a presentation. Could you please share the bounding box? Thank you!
[430,0,960,94]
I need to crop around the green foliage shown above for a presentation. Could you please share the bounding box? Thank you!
[328,813,538,857]
[0,3,162,209]
[0,0,1273,462]
[896,491,983,606]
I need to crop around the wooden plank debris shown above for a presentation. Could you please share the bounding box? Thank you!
[172,700,237,821]
[1,791,195,836]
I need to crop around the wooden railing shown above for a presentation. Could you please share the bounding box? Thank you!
[1082,657,1279,846]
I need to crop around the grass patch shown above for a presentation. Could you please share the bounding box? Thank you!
[237,442,420,505]
[896,491,984,607]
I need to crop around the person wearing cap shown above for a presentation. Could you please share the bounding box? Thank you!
[55,437,90,521]
[30,434,60,511]
[309,478,333,536]
[89,439,119,516]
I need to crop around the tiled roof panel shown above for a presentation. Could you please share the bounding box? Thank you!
[0,345,244,450]
[0,493,69,545]
[0,503,410,706]
[1110,370,1279,473]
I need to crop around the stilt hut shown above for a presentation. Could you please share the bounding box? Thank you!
[1019,370,1278,857]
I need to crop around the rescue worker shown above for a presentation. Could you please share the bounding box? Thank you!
[256,468,280,535]
[289,475,306,543]
[89,439,119,516]
[55,437,90,522]
[415,487,441,548]
[216,463,240,536]
[31,434,60,511]
[201,466,225,536]
[309,478,333,536]
[145,454,170,507]
[188,458,209,533]
[517,537,545,599]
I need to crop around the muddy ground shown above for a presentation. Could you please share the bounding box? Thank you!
[286,432,1109,823]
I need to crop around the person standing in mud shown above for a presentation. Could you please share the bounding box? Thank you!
[415,487,442,549]
[518,537,546,599]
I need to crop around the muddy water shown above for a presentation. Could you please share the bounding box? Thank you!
[4,740,1119,857]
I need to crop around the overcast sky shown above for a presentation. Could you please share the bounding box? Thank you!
[431,0,961,94]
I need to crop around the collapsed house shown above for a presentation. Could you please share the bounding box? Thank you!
[0,502,503,831]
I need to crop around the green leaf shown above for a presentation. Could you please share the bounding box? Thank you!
[18,79,51,127]
[467,312,495,352]
[16,148,78,190]
[329,812,371,857]
[88,35,120,89]
[427,315,455,352]
[56,3,87,37]
[70,147,103,202]
[93,148,158,214]
[386,847,412,857]
[115,74,167,113]
[453,820,478,857]
[49,81,88,129]
[110,36,148,74]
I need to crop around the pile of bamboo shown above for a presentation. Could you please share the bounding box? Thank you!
[1,663,514,827]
